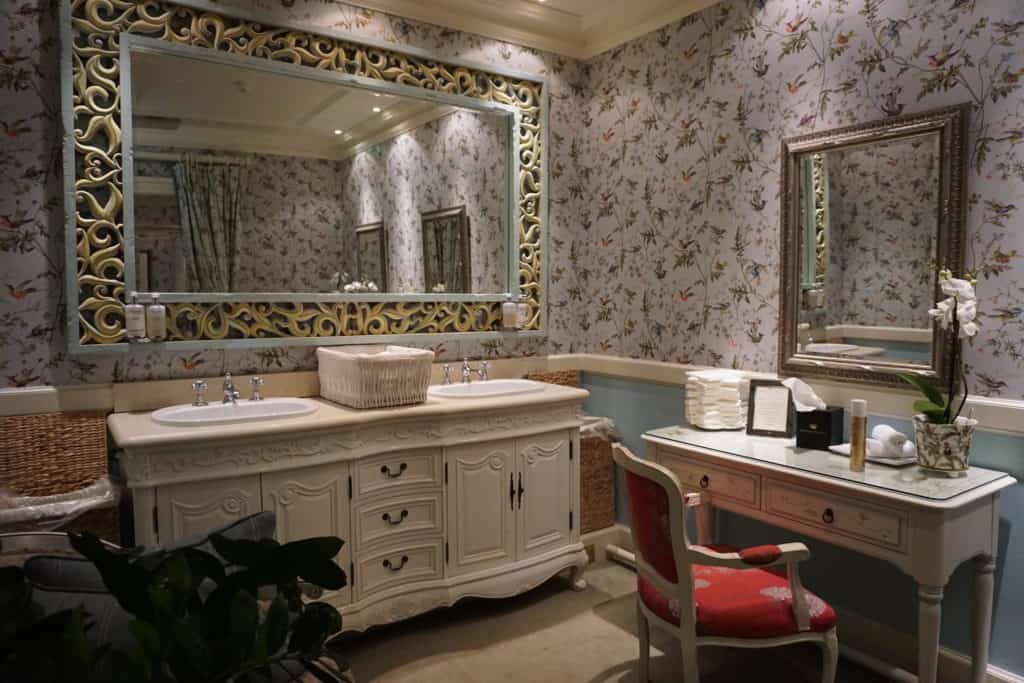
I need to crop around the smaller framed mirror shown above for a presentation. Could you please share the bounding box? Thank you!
[779,104,969,387]
[422,206,471,294]
[354,222,388,292]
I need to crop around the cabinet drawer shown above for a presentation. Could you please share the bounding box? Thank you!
[354,449,442,499]
[765,479,906,551]
[356,539,444,600]
[355,492,443,549]
[659,452,760,509]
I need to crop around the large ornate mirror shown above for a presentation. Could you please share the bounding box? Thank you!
[779,104,969,387]
[62,1,545,351]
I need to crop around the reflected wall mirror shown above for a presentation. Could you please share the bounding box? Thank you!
[779,104,969,387]
[422,206,471,294]
[353,222,388,292]
[62,0,546,352]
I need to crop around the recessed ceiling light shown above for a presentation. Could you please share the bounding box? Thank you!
[333,129,342,135]
[374,93,382,97]
[373,106,382,113]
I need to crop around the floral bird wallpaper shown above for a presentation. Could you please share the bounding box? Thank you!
[0,0,1022,397]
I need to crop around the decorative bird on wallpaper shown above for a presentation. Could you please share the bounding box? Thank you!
[927,47,960,68]
[6,280,37,300]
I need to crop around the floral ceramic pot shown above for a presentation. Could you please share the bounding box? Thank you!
[913,414,978,475]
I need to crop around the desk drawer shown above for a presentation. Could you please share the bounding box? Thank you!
[765,479,906,551]
[659,451,760,509]
[355,492,443,549]
[356,539,443,600]
[354,449,442,499]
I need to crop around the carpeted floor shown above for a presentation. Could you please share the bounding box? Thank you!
[332,562,889,682]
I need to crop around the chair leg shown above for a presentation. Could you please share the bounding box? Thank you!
[680,634,700,683]
[820,629,839,683]
[636,599,650,682]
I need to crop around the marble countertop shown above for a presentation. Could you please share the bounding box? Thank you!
[108,383,589,450]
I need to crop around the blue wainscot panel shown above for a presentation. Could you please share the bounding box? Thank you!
[582,372,1024,677]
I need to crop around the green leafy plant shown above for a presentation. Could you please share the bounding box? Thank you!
[0,532,348,683]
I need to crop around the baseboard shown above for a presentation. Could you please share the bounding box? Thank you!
[581,523,631,564]
[608,525,1022,683]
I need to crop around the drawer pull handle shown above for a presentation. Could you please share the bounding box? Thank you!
[382,509,409,526]
[510,473,515,511]
[517,472,525,508]
[699,475,710,489]
[822,508,835,524]
[383,555,409,572]
[380,462,408,479]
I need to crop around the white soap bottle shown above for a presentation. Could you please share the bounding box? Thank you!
[146,293,167,342]
[125,292,146,342]
[516,296,530,328]
[502,298,519,330]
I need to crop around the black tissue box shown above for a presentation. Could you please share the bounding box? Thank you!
[796,406,845,450]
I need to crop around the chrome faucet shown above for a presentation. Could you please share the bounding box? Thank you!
[461,358,489,384]
[191,379,208,407]
[441,364,453,385]
[222,372,241,404]
[249,376,265,401]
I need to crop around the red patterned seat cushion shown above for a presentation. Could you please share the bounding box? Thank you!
[638,565,836,639]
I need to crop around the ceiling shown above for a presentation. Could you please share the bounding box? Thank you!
[131,51,482,161]
[345,0,719,59]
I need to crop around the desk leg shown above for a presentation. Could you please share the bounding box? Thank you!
[971,556,996,683]
[917,584,944,683]
[696,501,715,546]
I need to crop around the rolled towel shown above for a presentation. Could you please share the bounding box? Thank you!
[829,438,885,459]
[902,440,917,459]
[872,424,909,458]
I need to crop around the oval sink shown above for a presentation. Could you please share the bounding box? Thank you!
[804,343,860,355]
[428,379,546,399]
[152,397,319,426]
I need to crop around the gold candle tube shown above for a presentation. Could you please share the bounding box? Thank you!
[849,399,867,472]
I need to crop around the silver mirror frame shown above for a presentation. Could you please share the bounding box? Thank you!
[61,0,546,354]
[778,103,970,388]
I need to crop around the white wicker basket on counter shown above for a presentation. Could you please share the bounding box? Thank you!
[317,345,435,409]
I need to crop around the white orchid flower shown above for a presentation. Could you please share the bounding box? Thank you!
[930,270,979,338]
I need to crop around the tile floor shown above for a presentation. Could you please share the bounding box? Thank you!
[333,562,888,682]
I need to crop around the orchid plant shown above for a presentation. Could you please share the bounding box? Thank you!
[900,268,979,424]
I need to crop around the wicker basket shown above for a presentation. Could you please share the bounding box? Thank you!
[0,412,108,497]
[317,345,435,409]
[524,369,580,387]
[580,418,616,534]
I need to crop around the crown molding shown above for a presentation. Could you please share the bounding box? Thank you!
[344,0,717,60]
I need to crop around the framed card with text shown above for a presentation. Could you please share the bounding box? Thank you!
[746,379,796,438]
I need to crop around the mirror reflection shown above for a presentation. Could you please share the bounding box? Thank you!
[129,48,511,296]
[796,134,940,365]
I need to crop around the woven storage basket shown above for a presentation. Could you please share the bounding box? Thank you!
[318,345,434,409]
[580,430,616,534]
[524,369,580,387]
[0,412,108,497]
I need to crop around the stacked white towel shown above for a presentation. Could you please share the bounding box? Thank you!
[871,424,915,459]
[685,369,749,430]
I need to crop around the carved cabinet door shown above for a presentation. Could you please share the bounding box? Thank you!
[446,440,517,577]
[156,475,261,544]
[262,463,352,606]
[516,431,573,561]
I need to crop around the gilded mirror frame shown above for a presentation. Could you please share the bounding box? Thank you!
[61,0,546,353]
[778,103,970,388]
[354,222,389,292]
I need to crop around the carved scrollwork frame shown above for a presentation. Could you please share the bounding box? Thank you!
[61,0,546,352]
[779,103,970,387]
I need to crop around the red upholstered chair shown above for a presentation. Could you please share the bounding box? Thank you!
[613,444,838,683]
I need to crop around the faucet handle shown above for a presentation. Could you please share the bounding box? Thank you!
[479,360,489,381]
[191,379,209,407]
[223,372,234,388]
[442,364,452,385]
[249,376,264,401]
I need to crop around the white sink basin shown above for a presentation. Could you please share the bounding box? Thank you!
[805,343,860,354]
[428,379,546,399]
[152,397,319,426]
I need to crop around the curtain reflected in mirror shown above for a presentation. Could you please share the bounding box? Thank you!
[173,157,246,292]
[421,206,470,294]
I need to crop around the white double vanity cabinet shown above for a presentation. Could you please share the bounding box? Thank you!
[108,384,589,630]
